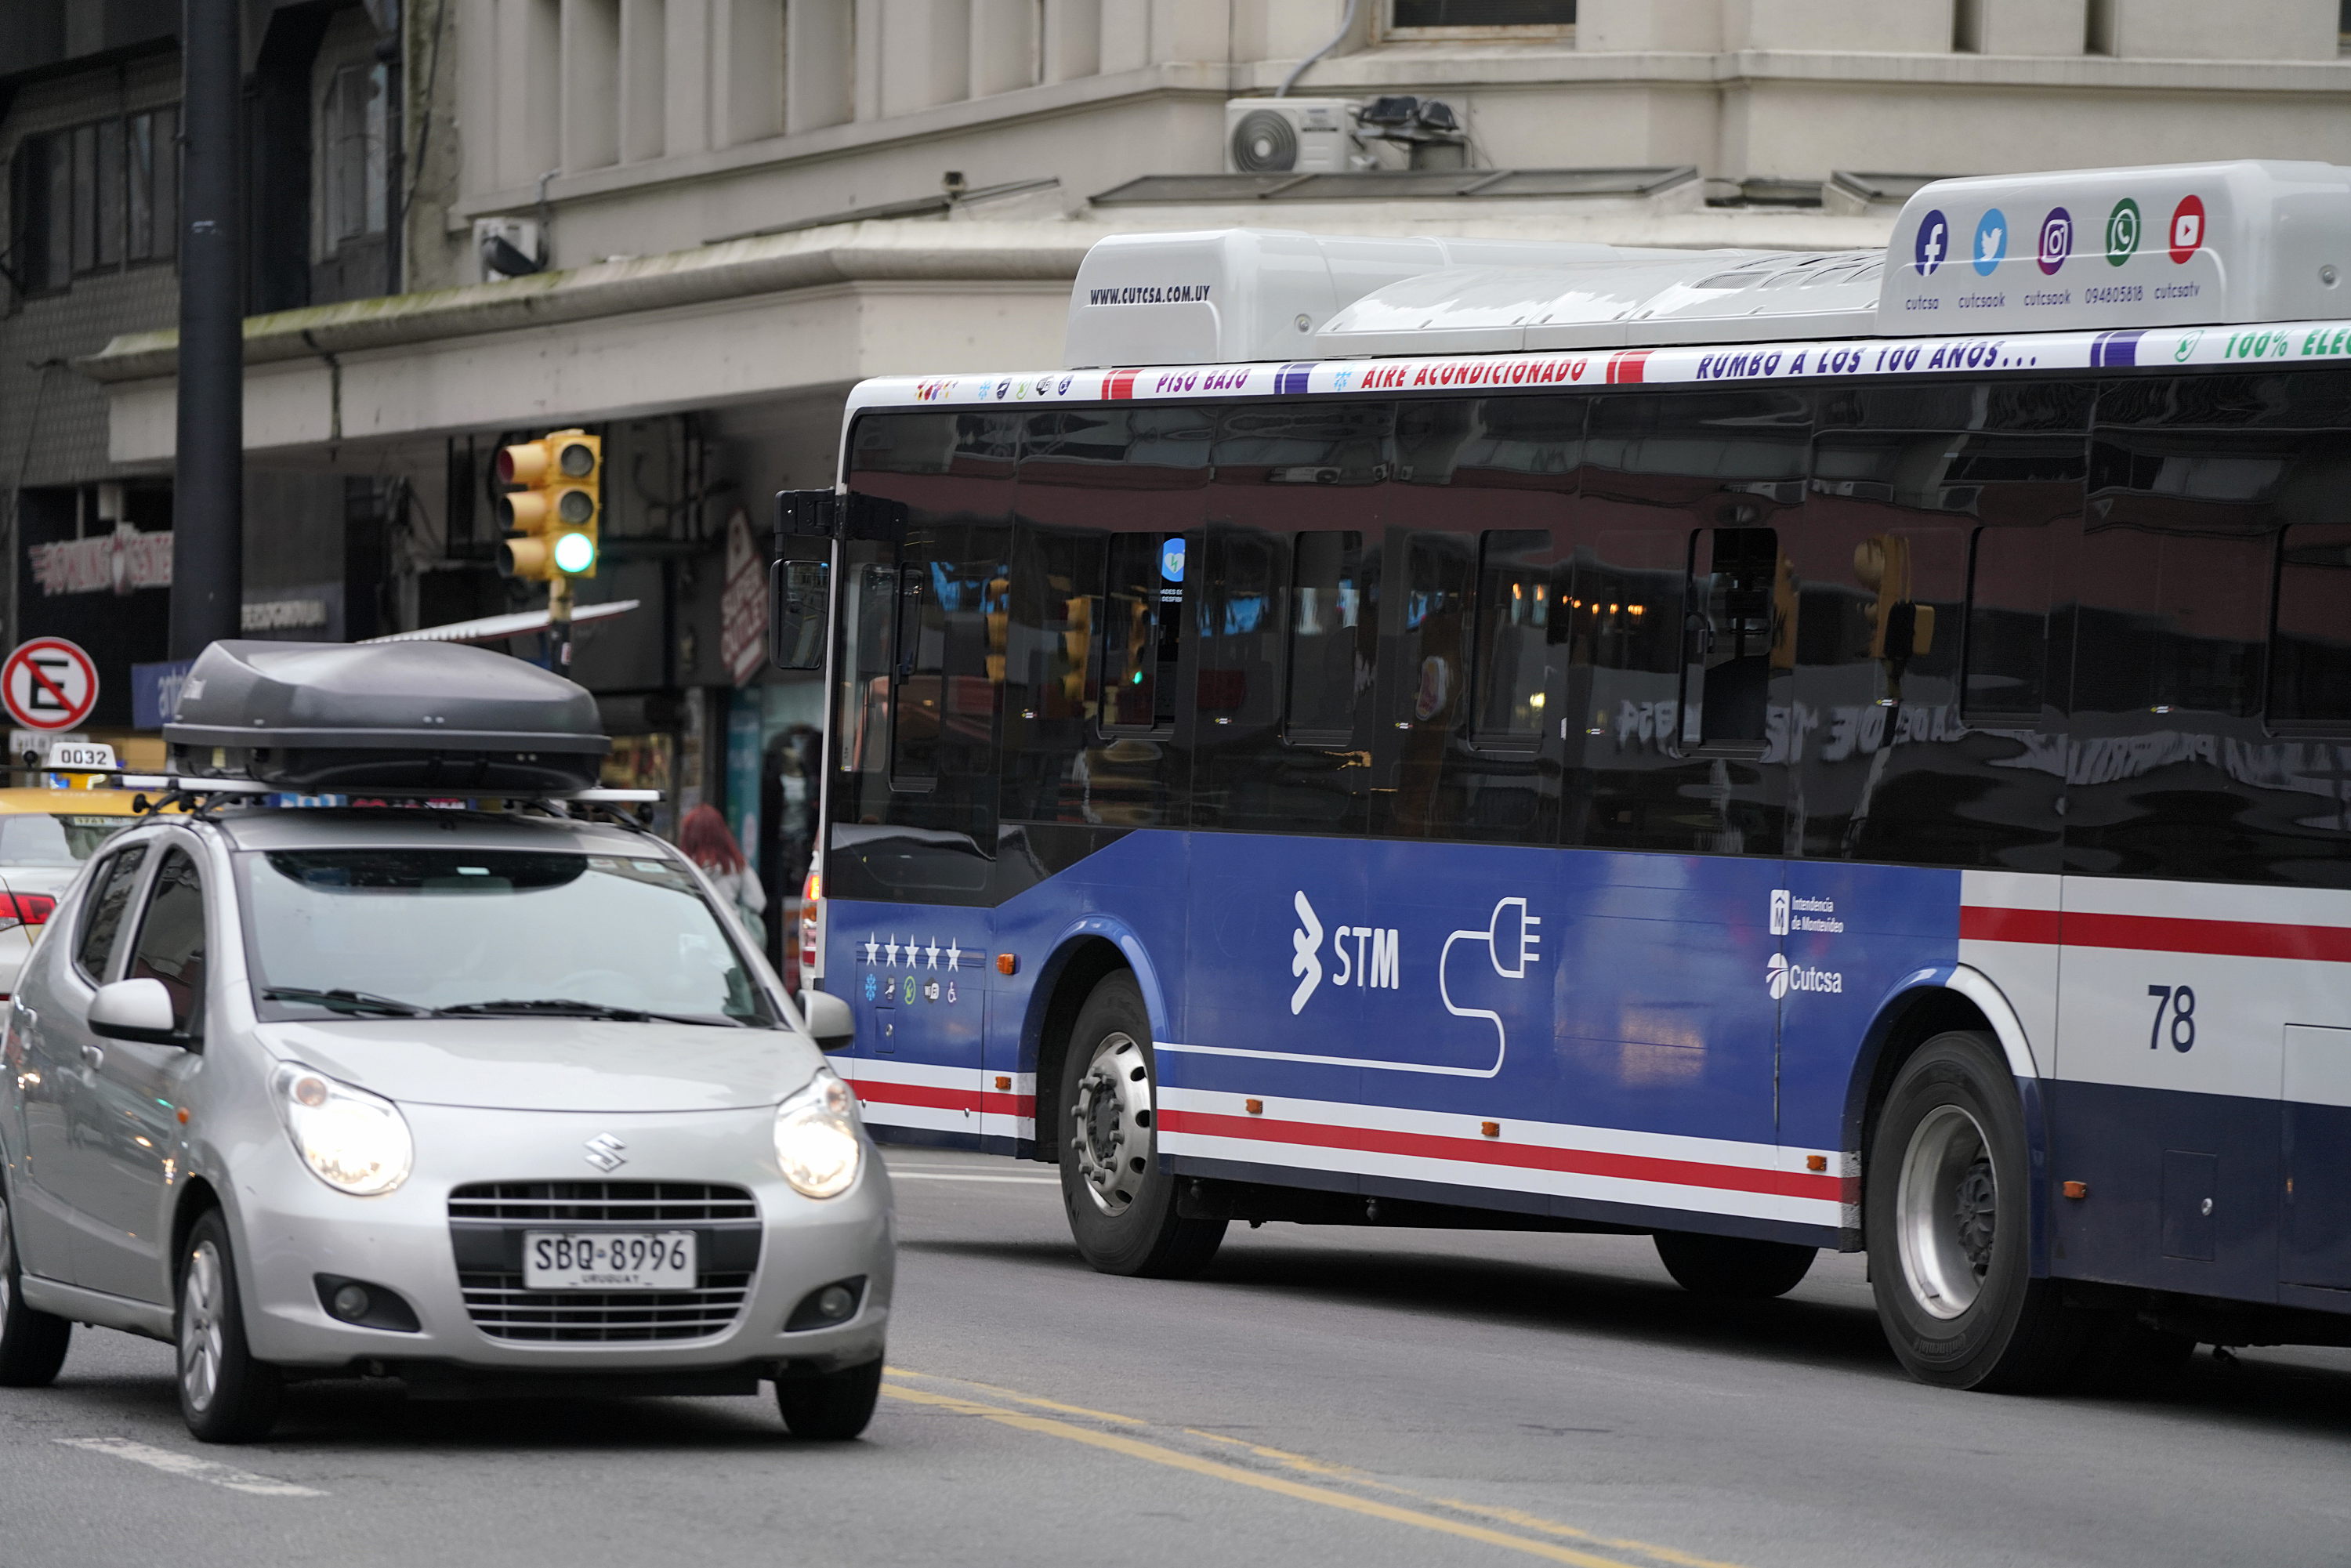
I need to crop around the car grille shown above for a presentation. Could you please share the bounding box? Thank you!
[455,1273,755,1342]
[447,1181,759,1223]
[447,1182,761,1343]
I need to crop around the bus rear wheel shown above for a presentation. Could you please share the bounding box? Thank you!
[1056,973,1226,1279]
[1867,1030,2088,1392]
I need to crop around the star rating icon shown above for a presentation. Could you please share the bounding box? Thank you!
[864,934,880,965]
[946,940,962,972]
[926,939,942,969]
[883,936,900,967]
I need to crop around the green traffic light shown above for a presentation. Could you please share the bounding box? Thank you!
[552,531,596,574]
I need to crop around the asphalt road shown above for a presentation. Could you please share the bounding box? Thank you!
[4,1146,2349,1568]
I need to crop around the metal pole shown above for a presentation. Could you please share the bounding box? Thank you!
[549,576,574,671]
[170,0,245,660]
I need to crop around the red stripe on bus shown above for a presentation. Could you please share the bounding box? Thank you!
[1103,370,1139,400]
[1963,905,2351,962]
[1606,350,1650,385]
[1958,905,2063,945]
[1158,1110,1840,1201]
[850,1080,1036,1119]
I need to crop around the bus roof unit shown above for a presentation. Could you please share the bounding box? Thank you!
[1060,161,2351,368]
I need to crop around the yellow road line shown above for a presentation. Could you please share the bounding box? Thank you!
[894,1369,1148,1426]
[881,1380,1664,1568]
[1181,1429,1743,1568]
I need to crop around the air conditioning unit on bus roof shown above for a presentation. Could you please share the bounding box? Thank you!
[1063,230,1695,368]
[1063,161,2351,368]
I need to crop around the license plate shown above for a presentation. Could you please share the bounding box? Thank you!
[521,1230,697,1290]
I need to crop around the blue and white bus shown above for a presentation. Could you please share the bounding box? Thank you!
[776,161,2351,1390]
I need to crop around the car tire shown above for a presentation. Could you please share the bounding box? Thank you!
[176,1209,282,1443]
[1056,972,1226,1280]
[1654,1230,1817,1299]
[777,1356,882,1441]
[0,1186,71,1388]
[1867,1030,2088,1392]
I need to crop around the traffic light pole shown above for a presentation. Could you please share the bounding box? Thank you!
[549,577,574,670]
[170,0,245,659]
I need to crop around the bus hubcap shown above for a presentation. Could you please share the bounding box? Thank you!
[1071,1032,1153,1217]
[1896,1104,1996,1320]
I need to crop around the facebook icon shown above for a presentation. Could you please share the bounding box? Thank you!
[1913,209,1949,276]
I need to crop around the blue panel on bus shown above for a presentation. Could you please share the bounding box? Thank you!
[824,827,1970,1240]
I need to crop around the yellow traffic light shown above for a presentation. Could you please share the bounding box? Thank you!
[495,429,600,580]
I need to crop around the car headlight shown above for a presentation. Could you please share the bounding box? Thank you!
[773,1070,862,1199]
[271,1063,414,1197]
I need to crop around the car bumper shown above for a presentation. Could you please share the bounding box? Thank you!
[234,1102,893,1375]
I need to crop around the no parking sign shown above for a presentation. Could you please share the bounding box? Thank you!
[2,638,100,732]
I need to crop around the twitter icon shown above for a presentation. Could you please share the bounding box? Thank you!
[1972,208,2007,276]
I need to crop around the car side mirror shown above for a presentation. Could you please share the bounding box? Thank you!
[799,989,854,1051]
[88,978,183,1046]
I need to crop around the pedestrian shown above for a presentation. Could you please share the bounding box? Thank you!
[679,803,768,951]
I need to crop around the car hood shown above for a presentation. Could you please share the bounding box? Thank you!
[255,1018,827,1113]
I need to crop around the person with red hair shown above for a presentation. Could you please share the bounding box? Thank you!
[678,803,768,950]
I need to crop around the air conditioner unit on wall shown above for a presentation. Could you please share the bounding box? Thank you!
[1224,98,1357,176]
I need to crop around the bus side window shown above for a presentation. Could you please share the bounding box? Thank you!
[1103,532,1186,732]
[1396,532,1474,733]
[1470,530,1559,747]
[1963,523,2055,721]
[1287,531,1372,744]
[1680,527,1784,749]
[2270,521,2351,730]
[2078,432,2275,719]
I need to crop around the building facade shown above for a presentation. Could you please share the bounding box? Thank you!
[9,0,2351,942]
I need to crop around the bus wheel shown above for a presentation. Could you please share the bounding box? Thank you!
[1867,1030,2088,1392]
[1653,1230,1817,1299]
[1056,973,1226,1279]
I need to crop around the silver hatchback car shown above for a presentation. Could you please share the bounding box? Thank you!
[0,784,890,1444]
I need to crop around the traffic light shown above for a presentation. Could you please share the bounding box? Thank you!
[495,429,600,580]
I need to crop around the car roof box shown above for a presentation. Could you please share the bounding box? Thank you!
[163,640,610,793]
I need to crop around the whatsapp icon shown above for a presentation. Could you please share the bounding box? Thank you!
[2105,198,2143,266]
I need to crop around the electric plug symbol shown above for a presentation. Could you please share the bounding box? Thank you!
[1487,897,1541,979]
[1438,895,1543,1076]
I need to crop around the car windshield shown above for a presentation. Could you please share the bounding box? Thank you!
[0,812,134,866]
[241,849,775,1027]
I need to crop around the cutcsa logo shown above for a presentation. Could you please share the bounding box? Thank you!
[1766,953,1845,1000]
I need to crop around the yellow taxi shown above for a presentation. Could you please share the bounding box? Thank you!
[0,788,150,998]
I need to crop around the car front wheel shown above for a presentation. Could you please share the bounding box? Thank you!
[176,1210,282,1443]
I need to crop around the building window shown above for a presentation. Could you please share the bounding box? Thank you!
[7,106,178,296]
[1386,0,1574,34]
[2341,0,2350,55]
[321,61,388,253]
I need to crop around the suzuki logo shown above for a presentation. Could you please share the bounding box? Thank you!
[1290,891,1324,1015]
[583,1133,628,1173]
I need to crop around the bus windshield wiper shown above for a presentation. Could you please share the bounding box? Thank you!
[436,998,745,1028]
[262,986,429,1017]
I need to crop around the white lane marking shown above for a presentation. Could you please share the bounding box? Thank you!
[55,1437,326,1497]
[887,1171,1060,1185]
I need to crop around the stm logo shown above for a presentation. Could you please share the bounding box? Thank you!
[1766,954,1845,1001]
[1289,891,1400,1015]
